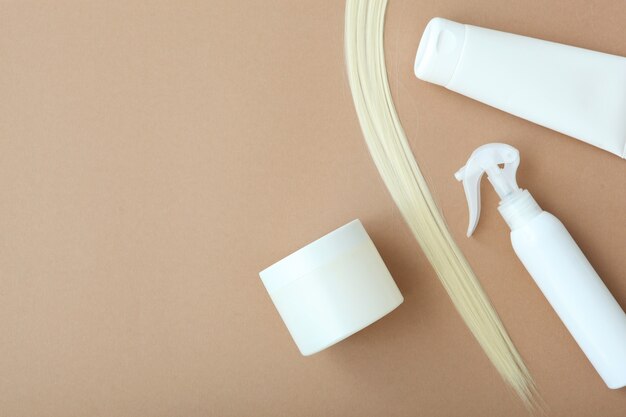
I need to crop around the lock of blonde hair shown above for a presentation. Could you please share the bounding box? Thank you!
[344,0,539,409]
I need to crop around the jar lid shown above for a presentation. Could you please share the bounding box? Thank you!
[260,219,369,294]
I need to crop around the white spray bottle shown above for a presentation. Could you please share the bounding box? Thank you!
[455,143,626,389]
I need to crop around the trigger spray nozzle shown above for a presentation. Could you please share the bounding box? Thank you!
[455,143,524,237]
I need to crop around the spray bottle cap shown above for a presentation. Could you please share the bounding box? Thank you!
[455,143,541,236]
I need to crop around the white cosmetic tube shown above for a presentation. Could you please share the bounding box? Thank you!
[415,18,626,159]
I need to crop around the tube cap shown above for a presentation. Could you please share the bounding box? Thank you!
[260,220,403,356]
[414,17,466,86]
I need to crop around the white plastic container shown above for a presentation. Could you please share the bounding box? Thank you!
[259,220,403,356]
[415,17,626,159]
[456,143,626,389]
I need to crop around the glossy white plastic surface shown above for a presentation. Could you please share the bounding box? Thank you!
[416,17,626,159]
[511,212,626,389]
[260,220,403,356]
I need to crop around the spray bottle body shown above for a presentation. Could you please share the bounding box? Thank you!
[456,143,626,388]
[510,209,626,389]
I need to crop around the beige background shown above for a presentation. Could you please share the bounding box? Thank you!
[1,1,625,416]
